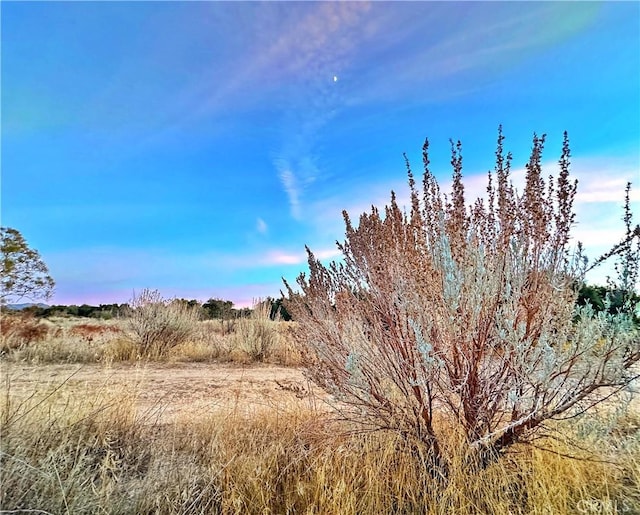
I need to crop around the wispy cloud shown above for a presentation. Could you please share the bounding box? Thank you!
[266,2,601,221]
[265,2,374,220]
[256,217,268,235]
[172,2,372,122]
[263,250,303,266]
[168,2,598,122]
[219,247,341,268]
[107,2,603,216]
[571,157,640,205]
[276,162,303,220]
[262,248,341,266]
[348,3,600,103]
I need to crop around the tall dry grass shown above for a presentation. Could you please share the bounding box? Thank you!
[231,300,302,365]
[1,369,638,514]
[125,289,202,358]
[0,314,132,363]
[0,312,299,366]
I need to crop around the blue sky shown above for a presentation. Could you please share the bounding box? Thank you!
[2,1,639,306]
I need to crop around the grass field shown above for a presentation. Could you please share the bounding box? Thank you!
[0,312,302,366]
[1,315,639,514]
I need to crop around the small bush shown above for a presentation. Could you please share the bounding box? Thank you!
[125,289,201,358]
[234,300,280,362]
[169,339,220,363]
[193,320,237,357]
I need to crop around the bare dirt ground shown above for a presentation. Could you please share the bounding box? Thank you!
[2,362,327,423]
[4,361,638,425]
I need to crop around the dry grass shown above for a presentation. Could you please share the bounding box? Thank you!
[0,313,56,352]
[1,315,130,364]
[1,367,638,514]
[232,302,303,365]
[0,314,298,366]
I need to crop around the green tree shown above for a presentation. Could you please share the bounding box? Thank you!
[578,283,640,322]
[202,298,234,319]
[265,296,292,321]
[577,284,607,311]
[1,227,55,304]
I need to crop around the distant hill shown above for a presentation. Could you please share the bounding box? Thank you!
[3,303,50,311]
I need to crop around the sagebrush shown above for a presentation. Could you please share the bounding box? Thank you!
[285,129,640,469]
[125,289,201,358]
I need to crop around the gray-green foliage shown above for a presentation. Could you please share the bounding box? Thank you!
[125,289,201,357]
[285,131,640,467]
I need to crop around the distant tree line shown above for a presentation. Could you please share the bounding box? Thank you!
[17,296,292,321]
[18,303,126,319]
[10,285,634,325]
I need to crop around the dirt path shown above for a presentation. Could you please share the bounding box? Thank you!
[2,362,325,423]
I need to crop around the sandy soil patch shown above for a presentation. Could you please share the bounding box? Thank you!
[2,362,327,423]
[3,361,638,425]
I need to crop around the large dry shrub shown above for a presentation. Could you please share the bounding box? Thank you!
[125,289,201,358]
[285,130,640,469]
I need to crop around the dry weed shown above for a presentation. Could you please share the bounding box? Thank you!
[1,368,638,514]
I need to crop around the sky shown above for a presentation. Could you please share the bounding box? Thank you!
[2,1,639,307]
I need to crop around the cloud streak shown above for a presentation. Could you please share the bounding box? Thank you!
[265,2,601,222]
[275,162,303,220]
[256,217,268,235]
[262,248,341,267]
[267,2,374,220]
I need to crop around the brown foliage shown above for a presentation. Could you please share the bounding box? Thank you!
[70,323,123,343]
[0,313,50,351]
